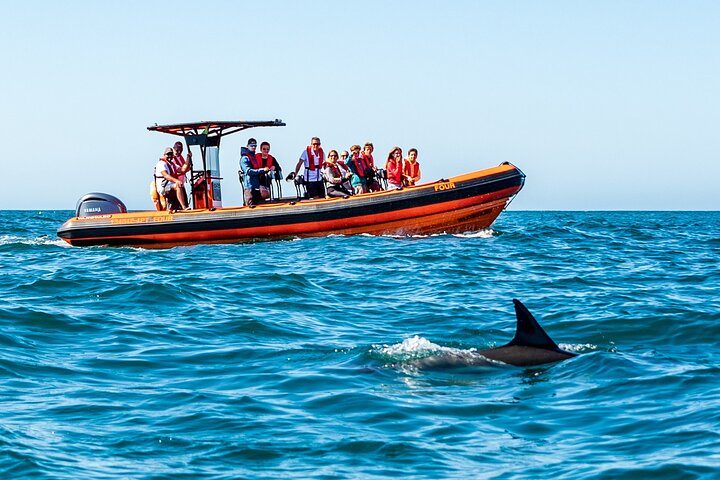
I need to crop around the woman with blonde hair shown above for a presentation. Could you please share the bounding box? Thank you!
[385,146,404,190]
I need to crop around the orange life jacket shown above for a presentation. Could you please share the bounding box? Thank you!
[404,161,420,179]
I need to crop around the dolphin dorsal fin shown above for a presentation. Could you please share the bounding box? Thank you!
[506,299,561,350]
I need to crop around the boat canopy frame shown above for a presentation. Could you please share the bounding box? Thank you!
[148,120,286,209]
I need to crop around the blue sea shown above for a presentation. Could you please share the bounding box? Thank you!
[1,210,719,479]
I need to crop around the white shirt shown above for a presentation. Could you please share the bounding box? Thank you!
[155,160,172,191]
[300,149,323,182]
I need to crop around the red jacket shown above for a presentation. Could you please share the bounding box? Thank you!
[386,158,403,185]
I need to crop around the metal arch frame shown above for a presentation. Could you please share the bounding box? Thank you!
[148,120,286,209]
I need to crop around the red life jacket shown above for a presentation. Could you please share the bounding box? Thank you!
[361,152,374,169]
[305,146,324,171]
[404,160,420,179]
[170,154,186,177]
[253,153,275,170]
[350,154,367,174]
[324,162,343,180]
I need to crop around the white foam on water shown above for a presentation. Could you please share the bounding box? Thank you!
[559,343,597,353]
[376,335,477,357]
[452,229,495,239]
[0,235,70,248]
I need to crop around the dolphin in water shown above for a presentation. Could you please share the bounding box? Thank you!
[413,299,577,368]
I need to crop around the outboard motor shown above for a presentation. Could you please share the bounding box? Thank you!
[75,192,127,217]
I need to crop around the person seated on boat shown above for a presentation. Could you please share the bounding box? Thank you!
[155,147,190,211]
[291,137,325,199]
[361,142,382,192]
[240,138,270,208]
[385,146,404,190]
[403,148,421,186]
[339,150,350,168]
[170,141,192,208]
[346,144,368,195]
[323,150,353,198]
[150,179,164,211]
[255,141,282,188]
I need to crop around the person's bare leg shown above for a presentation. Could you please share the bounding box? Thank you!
[175,185,189,209]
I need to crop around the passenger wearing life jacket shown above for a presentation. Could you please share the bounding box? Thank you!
[361,142,382,192]
[240,138,270,208]
[385,146,404,190]
[292,136,325,199]
[339,150,350,170]
[403,148,421,186]
[346,144,368,195]
[154,147,190,211]
[170,141,192,208]
[254,141,282,190]
[322,150,353,198]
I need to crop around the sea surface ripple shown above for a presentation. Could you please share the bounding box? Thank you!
[1,210,719,479]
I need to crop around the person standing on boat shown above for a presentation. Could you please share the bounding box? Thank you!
[170,141,192,208]
[385,146,404,190]
[403,148,421,186]
[322,150,353,198]
[155,147,190,211]
[292,137,325,199]
[240,138,270,207]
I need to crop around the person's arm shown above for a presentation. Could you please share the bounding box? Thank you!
[181,152,192,173]
[323,166,341,184]
[338,162,351,178]
[161,170,182,185]
[293,152,306,175]
[413,164,421,183]
[242,156,268,176]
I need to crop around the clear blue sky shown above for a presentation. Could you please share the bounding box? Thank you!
[1,1,717,210]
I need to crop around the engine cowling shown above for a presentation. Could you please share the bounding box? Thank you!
[75,192,127,217]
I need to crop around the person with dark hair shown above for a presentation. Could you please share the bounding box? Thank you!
[255,141,282,190]
[292,137,325,199]
[403,148,421,186]
[240,138,270,207]
[361,142,382,192]
[385,146,404,190]
[346,144,368,195]
[322,150,353,198]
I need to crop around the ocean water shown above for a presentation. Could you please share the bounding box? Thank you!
[1,210,719,479]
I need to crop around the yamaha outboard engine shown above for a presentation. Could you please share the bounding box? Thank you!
[75,192,127,217]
